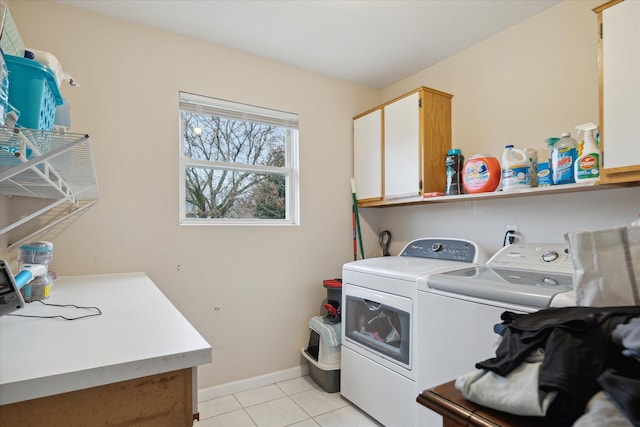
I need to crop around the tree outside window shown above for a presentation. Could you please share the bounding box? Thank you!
[179,93,299,225]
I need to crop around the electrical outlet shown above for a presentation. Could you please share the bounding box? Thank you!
[506,224,519,245]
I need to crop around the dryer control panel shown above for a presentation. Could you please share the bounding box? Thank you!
[399,238,484,263]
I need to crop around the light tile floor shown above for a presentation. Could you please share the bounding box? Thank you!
[195,375,383,427]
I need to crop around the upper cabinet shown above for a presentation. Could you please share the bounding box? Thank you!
[353,108,383,202]
[595,0,640,184]
[353,87,452,207]
[384,92,421,200]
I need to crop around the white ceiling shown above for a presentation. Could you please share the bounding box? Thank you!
[57,0,561,89]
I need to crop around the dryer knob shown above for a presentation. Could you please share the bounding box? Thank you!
[431,243,443,252]
[542,251,559,262]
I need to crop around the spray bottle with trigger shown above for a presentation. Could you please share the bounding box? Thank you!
[574,123,600,183]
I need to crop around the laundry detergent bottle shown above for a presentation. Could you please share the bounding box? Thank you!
[445,148,464,195]
[501,145,532,191]
[574,123,600,183]
[551,132,577,185]
[462,154,501,194]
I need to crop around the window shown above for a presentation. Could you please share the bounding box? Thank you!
[179,92,299,225]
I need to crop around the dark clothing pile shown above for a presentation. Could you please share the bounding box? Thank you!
[475,306,640,427]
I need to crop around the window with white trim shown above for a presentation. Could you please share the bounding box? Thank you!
[179,92,299,225]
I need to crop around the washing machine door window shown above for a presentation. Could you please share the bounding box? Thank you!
[343,286,411,368]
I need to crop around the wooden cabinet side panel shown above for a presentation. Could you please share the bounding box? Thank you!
[600,165,640,184]
[0,368,193,427]
[421,90,452,194]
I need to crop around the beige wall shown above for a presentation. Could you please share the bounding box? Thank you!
[369,0,640,259]
[4,0,640,395]
[5,0,378,389]
[384,0,601,155]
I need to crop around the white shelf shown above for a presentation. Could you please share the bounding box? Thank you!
[423,181,602,203]
[0,127,98,250]
[359,181,623,208]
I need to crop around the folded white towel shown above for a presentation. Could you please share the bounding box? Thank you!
[455,361,557,417]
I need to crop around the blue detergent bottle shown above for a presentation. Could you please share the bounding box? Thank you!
[551,132,577,185]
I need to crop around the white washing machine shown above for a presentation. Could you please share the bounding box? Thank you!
[416,243,576,427]
[341,238,485,427]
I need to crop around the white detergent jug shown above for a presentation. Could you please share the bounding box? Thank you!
[501,145,532,191]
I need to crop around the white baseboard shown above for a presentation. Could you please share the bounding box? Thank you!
[198,364,310,402]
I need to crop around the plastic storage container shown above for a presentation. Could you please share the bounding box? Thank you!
[302,316,341,393]
[20,274,52,302]
[501,145,532,191]
[301,347,340,393]
[304,327,341,366]
[323,278,342,322]
[445,148,464,195]
[323,279,342,308]
[18,241,54,302]
[462,154,501,194]
[18,241,54,264]
[5,54,63,130]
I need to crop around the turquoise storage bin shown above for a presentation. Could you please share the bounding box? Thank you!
[5,54,63,130]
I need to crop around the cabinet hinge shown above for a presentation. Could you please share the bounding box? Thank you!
[419,179,423,190]
[600,23,603,39]
[419,98,422,108]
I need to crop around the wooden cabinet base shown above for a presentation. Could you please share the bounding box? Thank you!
[0,368,195,427]
[417,381,548,427]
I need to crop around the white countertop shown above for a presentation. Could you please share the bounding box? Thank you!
[0,272,212,405]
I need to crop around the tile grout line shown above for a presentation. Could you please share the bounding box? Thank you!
[197,376,360,426]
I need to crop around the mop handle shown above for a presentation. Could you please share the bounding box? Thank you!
[351,178,365,260]
[352,205,357,261]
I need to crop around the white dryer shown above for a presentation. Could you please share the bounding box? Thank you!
[341,238,485,427]
[416,243,576,427]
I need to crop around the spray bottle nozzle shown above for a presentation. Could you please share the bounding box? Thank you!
[575,122,601,162]
[575,122,598,136]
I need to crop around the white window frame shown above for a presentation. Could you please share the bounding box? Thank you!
[179,92,300,226]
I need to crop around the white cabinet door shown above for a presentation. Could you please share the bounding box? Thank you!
[384,92,420,199]
[353,109,382,200]
[602,0,640,169]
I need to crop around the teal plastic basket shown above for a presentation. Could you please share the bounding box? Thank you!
[5,54,63,130]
